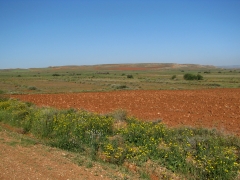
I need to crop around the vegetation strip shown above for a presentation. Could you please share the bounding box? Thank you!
[0,97,239,179]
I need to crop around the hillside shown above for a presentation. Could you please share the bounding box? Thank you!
[45,63,216,71]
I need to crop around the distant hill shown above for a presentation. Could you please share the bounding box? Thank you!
[47,63,216,71]
[217,65,240,69]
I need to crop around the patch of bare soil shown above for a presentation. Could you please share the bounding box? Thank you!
[0,127,127,180]
[11,89,240,136]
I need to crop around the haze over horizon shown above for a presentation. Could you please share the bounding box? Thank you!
[1,0,240,69]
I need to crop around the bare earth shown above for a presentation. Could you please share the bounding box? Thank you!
[11,88,240,136]
[0,126,132,180]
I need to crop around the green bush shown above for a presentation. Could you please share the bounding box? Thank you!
[127,74,133,78]
[184,73,203,80]
[52,73,60,76]
[196,74,203,80]
[171,75,177,79]
[116,85,127,89]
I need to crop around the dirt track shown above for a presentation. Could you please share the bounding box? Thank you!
[11,89,240,136]
[0,124,132,180]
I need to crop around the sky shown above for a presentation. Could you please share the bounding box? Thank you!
[0,0,240,69]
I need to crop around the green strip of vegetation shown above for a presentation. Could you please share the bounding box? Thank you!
[0,98,239,179]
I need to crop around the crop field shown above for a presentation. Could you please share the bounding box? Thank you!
[1,63,240,179]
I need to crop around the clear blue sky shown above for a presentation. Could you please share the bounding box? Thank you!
[1,0,240,69]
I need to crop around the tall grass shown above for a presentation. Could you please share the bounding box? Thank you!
[0,99,239,179]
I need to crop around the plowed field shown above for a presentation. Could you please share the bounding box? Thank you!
[11,89,240,136]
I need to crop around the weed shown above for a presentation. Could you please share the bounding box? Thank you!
[86,161,93,168]
[74,156,85,166]
[6,141,18,146]
[140,171,150,180]
[112,109,127,122]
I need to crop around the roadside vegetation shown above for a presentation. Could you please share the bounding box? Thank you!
[0,97,239,180]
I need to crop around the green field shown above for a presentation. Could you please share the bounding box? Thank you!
[0,63,240,94]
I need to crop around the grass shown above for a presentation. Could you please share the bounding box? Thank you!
[0,123,38,147]
[0,64,240,94]
[0,98,239,180]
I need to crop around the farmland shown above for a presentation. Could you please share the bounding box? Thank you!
[1,63,240,135]
[1,63,240,179]
[11,89,240,136]
[0,63,240,94]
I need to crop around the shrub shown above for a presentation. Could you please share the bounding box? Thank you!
[111,84,128,90]
[196,74,203,80]
[184,73,195,80]
[127,74,133,78]
[52,73,60,76]
[171,75,177,80]
[116,85,127,89]
[184,73,203,80]
[28,86,37,90]
[112,109,127,122]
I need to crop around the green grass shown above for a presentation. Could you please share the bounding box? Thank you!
[0,98,239,180]
[0,65,239,94]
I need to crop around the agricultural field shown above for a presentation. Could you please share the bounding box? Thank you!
[0,63,240,94]
[0,63,240,179]
[10,89,240,136]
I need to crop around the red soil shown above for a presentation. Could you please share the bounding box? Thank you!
[11,89,240,136]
